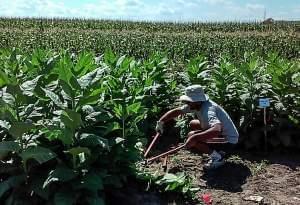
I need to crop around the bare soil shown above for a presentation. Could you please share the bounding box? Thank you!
[141,149,300,205]
[106,147,300,205]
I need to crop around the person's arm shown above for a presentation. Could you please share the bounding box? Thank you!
[155,108,185,133]
[158,108,184,123]
[156,105,191,133]
[185,123,222,147]
[188,104,222,137]
[189,123,221,136]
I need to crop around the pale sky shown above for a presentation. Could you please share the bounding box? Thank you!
[0,0,299,21]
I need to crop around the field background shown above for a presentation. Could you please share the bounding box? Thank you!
[0,18,299,62]
[0,18,299,205]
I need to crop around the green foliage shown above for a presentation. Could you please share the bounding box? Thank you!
[250,160,269,175]
[184,52,299,149]
[0,18,299,62]
[0,48,299,204]
[227,155,269,176]
[155,172,200,195]
[0,48,177,204]
[136,169,200,200]
[0,175,25,198]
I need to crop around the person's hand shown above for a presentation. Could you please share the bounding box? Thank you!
[155,121,164,134]
[184,131,197,148]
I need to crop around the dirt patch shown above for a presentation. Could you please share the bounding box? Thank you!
[141,149,300,205]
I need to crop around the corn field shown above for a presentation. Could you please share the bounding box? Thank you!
[0,18,299,61]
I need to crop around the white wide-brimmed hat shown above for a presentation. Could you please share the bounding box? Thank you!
[179,85,209,102]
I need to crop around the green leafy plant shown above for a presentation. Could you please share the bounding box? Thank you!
[0,47,299,205]
[0,48,177,204]
[250,160,269,175]
[155,172,200,196]
[136,169,200,201]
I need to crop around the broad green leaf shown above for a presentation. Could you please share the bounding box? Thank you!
[69,75,81,90]
[43,166,78,188]
[43,73,59,85]
[78,152,86,164]
[0,120,10,130]
[42,88,65,108]
[61,128,74,145]
[127,102,141,114]
[101,122,120,136]
[42,128,73,145]
[20,146,56,166]
[1,92,15,105]
[77,171,103,192]
[19,104,35,118]
[57,55,73,83]
[79,133,109,149]
[9,122,34,139]
[0,103,17,122]
[0,141,20,152]
[104,49,117,65]
[77,94,100,106]
[116,55,126,67]
[0,175,25,198]
[41,127,60,141]
[156,173,177,184]
[84,111,111,122]
[8,48,17,63]
[20,75,42,96]
[47,79,61,91]
[54,191,75,205]
[113,104,123,119]
[74,52,96,76]
[66,147,91,168]
[44,55,59,74]
[115,137,125,144]
[166,182,179,191]
[81,105,94,114]
[67,147,91,156]
[78,69,97,89]
[78,68,105,89]
[84,87,103,99]
[59,79,75,99]
[0,70,10,87]
[158,56,168,66]
[6,85,24,101]
[21,104,43,119]
[61,109,82,130]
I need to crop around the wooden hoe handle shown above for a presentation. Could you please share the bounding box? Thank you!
[146,143,186,163]
[143,132,160,158]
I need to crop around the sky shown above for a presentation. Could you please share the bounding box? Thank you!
[0,0,299,22]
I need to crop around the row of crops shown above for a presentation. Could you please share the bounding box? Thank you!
[0,18,299,61]
[1,17,299,32]
[0,48,299,204]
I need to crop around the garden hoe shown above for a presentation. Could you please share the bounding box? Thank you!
[143,132,161,158]
[144,132,186,165]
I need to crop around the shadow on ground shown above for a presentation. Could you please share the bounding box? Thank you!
[201,161,251,192]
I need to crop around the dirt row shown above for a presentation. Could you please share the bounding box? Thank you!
[140,149,300,205]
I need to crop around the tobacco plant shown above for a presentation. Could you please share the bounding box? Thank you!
[0,48,176,204]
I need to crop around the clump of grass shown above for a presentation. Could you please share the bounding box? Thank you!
[227,155,269,175]
[249,160,269,175]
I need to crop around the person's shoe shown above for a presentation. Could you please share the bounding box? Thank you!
[204,150,225,170]
[219,150,226,158]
